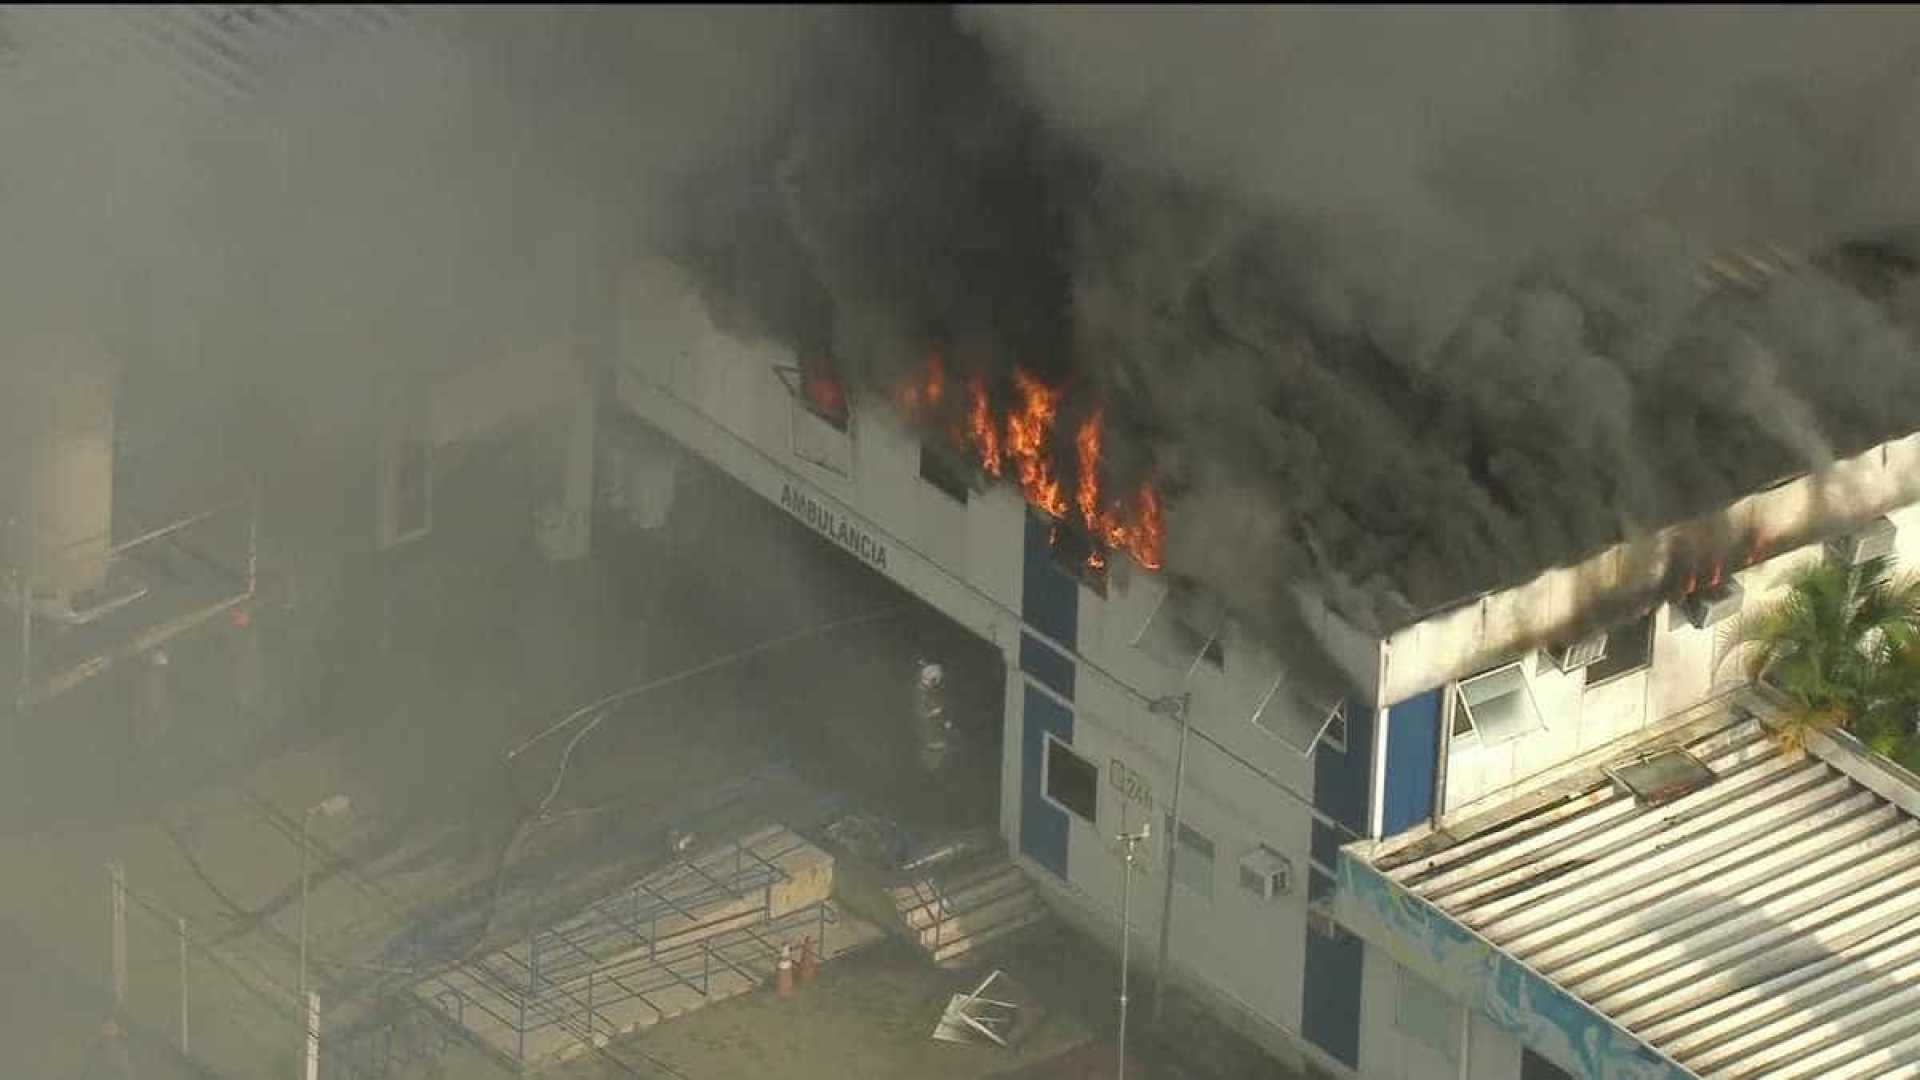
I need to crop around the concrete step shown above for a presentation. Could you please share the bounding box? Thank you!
[916,892,1048,956]
[901,870,1033,932]
[930,902,1051,968]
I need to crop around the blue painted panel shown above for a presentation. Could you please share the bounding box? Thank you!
[1312,698,1374,837]
[1338,852,1693,1080]
[1021,513,1079,648]
[1019,686,1072,878]
[1382,690,1443,837]
[1301,697,1372,1067]
[1019,632,1076,700]
[1301,921,1364,1068]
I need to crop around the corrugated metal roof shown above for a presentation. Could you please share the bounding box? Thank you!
[1376,712,1920,1080]
[0,5,399,108]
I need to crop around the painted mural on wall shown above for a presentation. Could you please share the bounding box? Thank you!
[1336,853,1695,1080]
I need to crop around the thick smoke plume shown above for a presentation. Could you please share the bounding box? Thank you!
[8,6,1920,647]
[664,7,1920,637]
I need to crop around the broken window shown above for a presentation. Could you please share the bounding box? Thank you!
[1046,522,1108,597]
[776,359,853,476]
[1452,663,1544,745]
[919,442,971,504]
[1587,610,1654,685]
[1044,735,1098,823]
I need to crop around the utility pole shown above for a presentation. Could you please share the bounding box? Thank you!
[1150,690,1194,1025]
[304,991,321,1080]
[297,794,350,1080]
[110,862,127,1012]
[178,916,190,1055]
[1116,820,1151,1080]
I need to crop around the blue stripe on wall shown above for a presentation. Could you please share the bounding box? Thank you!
[1019,632,1076,700]
[1021,513,1078,648]
[1382,689,1443,837]
[1019,509,1078,879]
[1019,686,1072,877]
[1301,925,1365,1069]
[1302,697,1372,1068]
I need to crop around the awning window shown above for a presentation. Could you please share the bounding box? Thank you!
[1454,663,1544,745]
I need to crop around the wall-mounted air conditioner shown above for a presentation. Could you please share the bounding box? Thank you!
[1683,579,1745,630]
[1237,847,1292,902]
[1827,516,1899,567]
[1551,631,1610,673]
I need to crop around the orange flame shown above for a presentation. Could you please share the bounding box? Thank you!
[1075,407,1102,532]
[967,375,1003,477]
[893,357,1164,573]
[1007,369,1067,519]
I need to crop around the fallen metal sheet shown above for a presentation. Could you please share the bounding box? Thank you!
[931,969,1022,1047]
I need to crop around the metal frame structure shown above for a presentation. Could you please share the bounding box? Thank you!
[399,832,837,1070]
[8,489,257,710]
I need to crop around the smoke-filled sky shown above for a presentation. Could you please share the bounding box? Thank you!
[661,6,1920,633]
[8,6,1920,635]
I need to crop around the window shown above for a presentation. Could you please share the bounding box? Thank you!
[1169,618,1225,671]
[919,443,971,504]
[1319,701,1348,754]
[1171,820,1215,899]
[776,359,853,476]
[1044,735,1099,823]
[1395,966,1460,1061]
[1047,522,1108,597]
[1452,663,1544,745]
[1522,1049,1574,1080]
[1586,610,1654,685]
[773,358,849,431]
[1134,583,1225,672]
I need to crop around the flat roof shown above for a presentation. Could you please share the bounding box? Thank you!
[1370,706,1920,1079]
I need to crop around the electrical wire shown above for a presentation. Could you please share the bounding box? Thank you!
[461,603,905,965]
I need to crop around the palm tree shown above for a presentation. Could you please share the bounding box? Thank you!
[1726,554,1920,752]
[1861,636,1920,767]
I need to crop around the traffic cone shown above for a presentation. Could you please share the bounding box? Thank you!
[796,936,820,984]
[774,944,794,999]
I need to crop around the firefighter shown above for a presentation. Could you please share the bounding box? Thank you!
[913,657,952,772]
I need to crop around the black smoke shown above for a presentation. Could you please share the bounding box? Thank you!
[658,7,1920,637]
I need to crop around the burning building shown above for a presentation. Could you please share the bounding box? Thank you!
[612,11,1920,1078]
[615,243,1920,1079]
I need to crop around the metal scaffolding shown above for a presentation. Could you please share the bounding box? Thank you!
[356,829,839,1074]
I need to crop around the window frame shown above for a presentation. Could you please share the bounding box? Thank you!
[1394,964,1462,1062]
[1318,700,1349,754]
[1585,609,1655,687]
[918,441,972,504]
[1042,734,1099,825]
[1451,661,1545,747]
[1170,818,1216,900]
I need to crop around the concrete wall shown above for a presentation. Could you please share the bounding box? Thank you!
[1336,852,1692,1080]
[1438,495,1920,816]
[1357,945,1526,1080]
[613,256,1361,1067]
[614,258,1028,648]
[1384,431,1920,708]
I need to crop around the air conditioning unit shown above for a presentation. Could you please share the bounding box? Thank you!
[1551,631,1610,673]
[1237,847,1292,902]
[1827,516,1898,567]
[1683,579,1745,630]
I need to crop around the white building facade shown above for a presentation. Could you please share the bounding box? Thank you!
[611,259,1920,1079]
